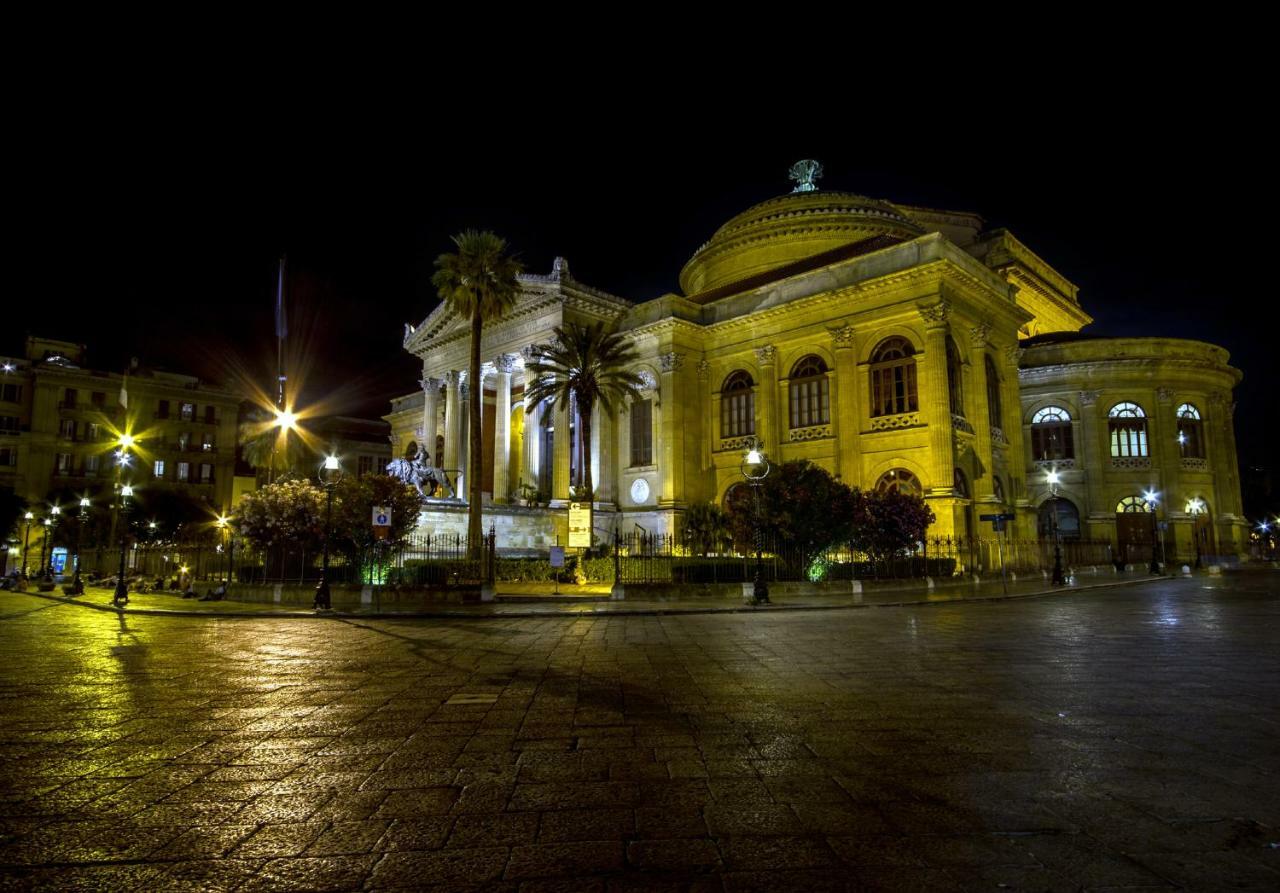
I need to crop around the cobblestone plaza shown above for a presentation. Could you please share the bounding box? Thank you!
[2,576,1278,890]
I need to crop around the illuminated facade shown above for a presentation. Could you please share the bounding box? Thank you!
[389,171,1247,560]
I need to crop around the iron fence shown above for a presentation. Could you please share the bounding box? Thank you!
[612,531,1116,585]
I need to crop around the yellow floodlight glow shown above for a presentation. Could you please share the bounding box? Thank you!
[118,433,136,449]
[275,409,298,431]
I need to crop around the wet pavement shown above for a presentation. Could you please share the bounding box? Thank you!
[1,573,1277,890]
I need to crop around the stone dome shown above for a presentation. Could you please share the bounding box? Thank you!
[679,190,925,298]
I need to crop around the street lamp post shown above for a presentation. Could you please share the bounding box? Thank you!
[114,485,134,606]
[216,515,233,589]
[1143,489,1163,575]
[740,439,771,606]
[1047,470,1065,586]
[68,497,90,595]
[314,455,342,611]
[21,511,34,577]
[40,508,59,580]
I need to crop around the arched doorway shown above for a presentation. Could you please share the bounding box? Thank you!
[1115,495,1154,565]
[1038,497,1081,540]
[1187,498,1214,564]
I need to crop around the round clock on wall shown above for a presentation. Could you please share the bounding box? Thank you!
[630,478,650,504]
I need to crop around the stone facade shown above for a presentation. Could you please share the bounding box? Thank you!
[388,176,1246,561]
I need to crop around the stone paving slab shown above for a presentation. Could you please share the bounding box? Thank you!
[1,573,1278,890]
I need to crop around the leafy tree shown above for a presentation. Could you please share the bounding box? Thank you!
[725,460,858,564]
[330,474,421,560]
[849,488,936,561]
[233,479,325,552]
[432,231,523,550]
[682,501,733,557]
[0,488,27,546]
[524,321,645,504]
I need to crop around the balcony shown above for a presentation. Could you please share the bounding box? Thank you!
[1111,456,1151,470]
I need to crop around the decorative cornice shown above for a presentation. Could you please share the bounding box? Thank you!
[659,352,685,373]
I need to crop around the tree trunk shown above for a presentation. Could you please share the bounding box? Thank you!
[468,309,484,557]
[580,394,593,505]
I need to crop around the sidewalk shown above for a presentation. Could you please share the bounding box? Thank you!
[11,570,1165,619]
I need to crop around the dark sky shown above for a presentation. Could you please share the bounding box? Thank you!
[6,107,1273,471]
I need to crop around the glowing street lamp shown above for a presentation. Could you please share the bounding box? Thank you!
[1046,469,1065,586]
[268,408,299,484]
[1143,489,1163,575]
[113,482,134,608]
[21,511,34,577]
[740,438,771,606]
[314,455,342,611]
[216,515,233,589]
[68,497,91,595]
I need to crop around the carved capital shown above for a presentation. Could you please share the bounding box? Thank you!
[1004,345,1025,366]
[494,354,517,375]
[659,351,685,373]
[754,345,777,366]
[917,301,951,328]
[1155,386,1175,403]
[419,377,441,393]
[829,322,856,347]
[444,370,461,389]
[520,344,540,362]
[969,322,991,347]
[636,370,658,393]
[1078,389,1101,406]
[696,359,712,380]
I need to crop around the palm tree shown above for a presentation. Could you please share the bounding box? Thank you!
[682,502,732,557]
[432,231,523,550]
[238,409,307,480]
[524,321,645,504]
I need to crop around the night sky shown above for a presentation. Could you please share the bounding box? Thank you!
[7,114,1272,477]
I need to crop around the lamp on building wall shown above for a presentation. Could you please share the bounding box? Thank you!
[1046,470,1065,586]
[314,455,342,611]
[21,511,34,577]
[1143,488,1163,575]
[740,438,771,606]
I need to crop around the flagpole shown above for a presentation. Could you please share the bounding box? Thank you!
[270,255,287,485]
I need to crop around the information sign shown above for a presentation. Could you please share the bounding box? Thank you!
[568,502,592,548]
[549,546,565,568]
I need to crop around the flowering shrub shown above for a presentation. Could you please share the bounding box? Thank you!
[234,479,326,551]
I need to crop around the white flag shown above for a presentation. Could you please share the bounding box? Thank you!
[119,372,128,409]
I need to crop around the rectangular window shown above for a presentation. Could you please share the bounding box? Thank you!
[180,402,195,421]
[177,461,190,482]
[204,405,216,424]
[1,383,20,402]
[84,453,100,475]
[0,416,18,434]
[1032,424,1075,461]
[1178,419,1205,459]
[157,400,170,419]
[87,422,100,441]
[630,399,653,466]
[59,419,77,440]
[178,431,190,451]
[202,432,215,451]
[358,455,374,478]
[91,391,105,406]
[55,453,72,474]
[1109,421,1149,458]
[377,457,389,474]
[154,459,166,479]
[0,447,16,466]
[63,388,77,407]
[199,463,213,483]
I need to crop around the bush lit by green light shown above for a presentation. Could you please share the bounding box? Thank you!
[807,556,830,582]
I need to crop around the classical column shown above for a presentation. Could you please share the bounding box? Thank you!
[1001,344,1033,535]
[421,377,440,465]
[523,399,540,493]
[492,355,514,503]
[1076,390,1102,520]
[443,371,461,488]
[755,345,778,452]
[697,359,712,475]
[458,377,470,495]
[659,351,686,505]
[1154,385,1178,507]
[552,386,571,504]
[919,303,955,497]
[966,322,995,502]
[830,323,860,485]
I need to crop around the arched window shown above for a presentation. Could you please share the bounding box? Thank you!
[1038,497,1081,540]
[985,355,1002,429]
[946,337,964,418]
[788,355,829,428]
[721,371,755,438]
[1031,405,1074,461]
[1109,402,1149,457]
[876,468,921,496]
[1177,403,1205,459]
[1185,497,1208,514]
[1116,495,1153,513]
[870,337,918,417]
[953,467,969,498]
